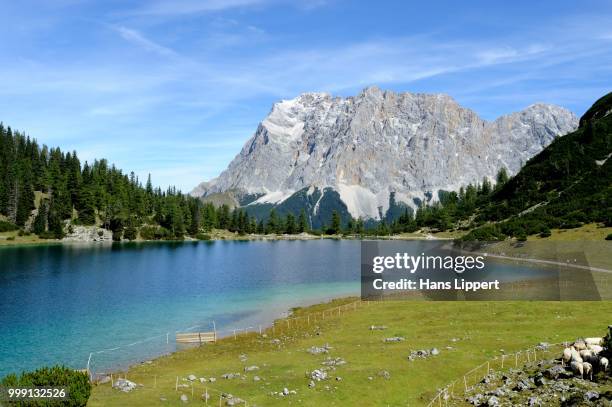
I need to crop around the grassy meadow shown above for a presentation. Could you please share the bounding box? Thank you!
[89,298,612,406]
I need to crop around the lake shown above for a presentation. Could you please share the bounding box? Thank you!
[0,240,360,377]
[0,239,562,378]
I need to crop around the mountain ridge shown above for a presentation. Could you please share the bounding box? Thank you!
[191,86,578,224]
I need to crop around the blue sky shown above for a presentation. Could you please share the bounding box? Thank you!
[0,0,611,192]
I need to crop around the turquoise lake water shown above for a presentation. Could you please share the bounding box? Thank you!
[0,239,558,377]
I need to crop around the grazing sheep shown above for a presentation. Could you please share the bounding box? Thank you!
[573,340,587,351]
[579,349,592,360]
[570,348,583,363]
[600,357,609,372]
[583,362,593,380]
[588,344,604,355]
[584,337,603,346]
[562,348,572,366]
[570,361,584,378]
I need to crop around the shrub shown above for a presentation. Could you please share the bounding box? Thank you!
[155,227,171,240]
[196,233,211,240]
[0,220,18,232]
[112,229,123,241]
[38,231,57,240]
[462,225,505,241]
[123,226,137,241]
[139,226,157,240]
[606,233,612,241]
[539,228,552,238]
[7,236,15,241]
[0,365,91,406]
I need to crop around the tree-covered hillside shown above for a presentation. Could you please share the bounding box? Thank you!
[463,92,612,240]
[0,124,326,239]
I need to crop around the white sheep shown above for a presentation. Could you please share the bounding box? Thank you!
[579,349,592,360]
[588,344,603,355]
[562,348,572,366]
[600,357,609,372]
[584,337,603,346]
[570,348,583,363]
[570,360,584,378]
[573,340,587,351]
[583,362,593,380]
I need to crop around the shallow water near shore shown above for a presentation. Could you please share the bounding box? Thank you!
[0,239,572,377]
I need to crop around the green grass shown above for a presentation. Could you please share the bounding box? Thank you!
[0,230,57,246]
[88,299,612,406]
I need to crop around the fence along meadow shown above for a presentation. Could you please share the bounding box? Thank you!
[86,300,365,404]
[87,300,364,378]
[426,342,568,406]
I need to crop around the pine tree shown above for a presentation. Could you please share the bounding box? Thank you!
[297,209,308,233]
[495,167,509,188]
[266,209,279,234]
[284,213,296,234]
[329,210,341,235]
[33,200,48,235]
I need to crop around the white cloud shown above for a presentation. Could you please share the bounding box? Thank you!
[134,0,269,16]
[113,25,177,57]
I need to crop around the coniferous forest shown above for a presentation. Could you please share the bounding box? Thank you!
[0,93,610,242]
[0,124,313,240]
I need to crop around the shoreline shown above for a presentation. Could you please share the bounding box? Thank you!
[0,231,451,249]
[88,294,360,380]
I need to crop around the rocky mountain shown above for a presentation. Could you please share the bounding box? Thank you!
[191,86,578,227]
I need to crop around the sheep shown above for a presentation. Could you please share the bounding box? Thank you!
[570,348,583,363]
[584,337,603,346]
[579,349,592,360]
[562,348,572,366]
[573,340,587,351]
[588,344,603,355]
[570,360,584,378]
[600,357,609,372]
[583,362,593,380]
[585,354,599,366]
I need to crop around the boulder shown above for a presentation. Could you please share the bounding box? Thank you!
[112,378,137,392]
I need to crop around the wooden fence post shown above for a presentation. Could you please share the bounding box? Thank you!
[515,353,518,367]
[175,376,178,391]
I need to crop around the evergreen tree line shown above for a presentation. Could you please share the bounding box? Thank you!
[0,123,346,240]
[0,123,203,240]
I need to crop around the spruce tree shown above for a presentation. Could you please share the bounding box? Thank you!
[329,210,341,235]
[284,213,296,234]
[297,209,308,233]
